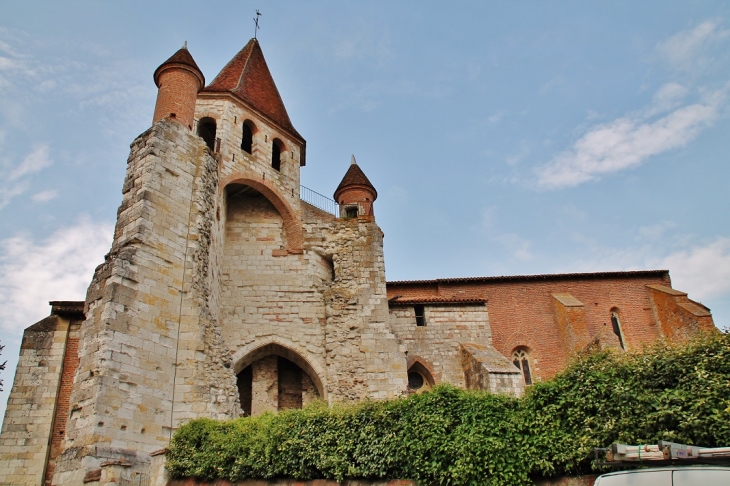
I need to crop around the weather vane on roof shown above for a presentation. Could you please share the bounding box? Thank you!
[254,10,262,39]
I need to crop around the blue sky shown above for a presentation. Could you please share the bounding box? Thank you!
[1,1,729,420]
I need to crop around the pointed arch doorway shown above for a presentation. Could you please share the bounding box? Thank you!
[235,343,323,416]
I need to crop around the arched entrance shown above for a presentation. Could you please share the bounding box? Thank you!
[235,343,323,416]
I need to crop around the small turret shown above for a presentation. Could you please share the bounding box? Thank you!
[333,155,378,218]
[152,42,205,130]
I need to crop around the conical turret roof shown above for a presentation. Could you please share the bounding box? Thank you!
[153,44,205,87]
[334,156,377,201]
[204,39,301,140]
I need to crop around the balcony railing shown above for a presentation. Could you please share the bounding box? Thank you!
[300,185,339,217]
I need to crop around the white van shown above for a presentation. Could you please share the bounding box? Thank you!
[594,466,730,485]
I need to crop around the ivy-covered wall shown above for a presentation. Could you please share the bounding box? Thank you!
[167,332,730,486]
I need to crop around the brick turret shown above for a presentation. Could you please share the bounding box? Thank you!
[152,42,205,130]
[334,155,378,217]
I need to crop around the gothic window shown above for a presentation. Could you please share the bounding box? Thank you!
[271,138,284,171]
[241,120,255,153]
[611,310,625,350]
[512,348,532,385]
[197,117,217,151]
[414,305,426,326]
[407,361,434,392]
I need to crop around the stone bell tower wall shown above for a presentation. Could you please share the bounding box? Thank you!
[221,189,332,398]
[195,96,304,216]
[51,119,239,484]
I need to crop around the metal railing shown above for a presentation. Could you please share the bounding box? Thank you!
[300,185,340,217]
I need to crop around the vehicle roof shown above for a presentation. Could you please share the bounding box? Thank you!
[601,465,730,476]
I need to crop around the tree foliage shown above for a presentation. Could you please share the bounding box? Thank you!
[167,332,730,485]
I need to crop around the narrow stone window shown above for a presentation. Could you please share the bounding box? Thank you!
[271,138,283,171]
[414,305,426,326]
[197,117,217,151]
[241,120,255,153]
[611,311,625,350]
[512,348,532,385]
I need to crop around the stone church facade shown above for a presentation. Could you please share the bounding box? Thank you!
[0,40,715,485]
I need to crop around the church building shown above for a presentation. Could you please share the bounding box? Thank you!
[0,39,715,485]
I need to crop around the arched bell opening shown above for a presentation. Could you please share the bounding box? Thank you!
[197,117,217,151]
[235,343,323,416]
[271,138,284,171]
[241,119,256,154]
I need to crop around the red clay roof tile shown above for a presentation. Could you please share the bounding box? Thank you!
[387,270,669,286]
[153,46,204,87]
[204,39,301,140]
[334,162,377,200]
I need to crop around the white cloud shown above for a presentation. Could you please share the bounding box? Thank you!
[0,181,28,211]
[652,237,730,302]
[32,189,58,202]
[566,236,730,308]
[495,233,533,262]
[0,217,113,426]
[534,20,730,190]
[657,20,730,71]
[536,93,721,189]
[8,144,52,181]
[0,217,113,334]
[637,221,676,241]
[648,82,688,115]
[0,145,53,210]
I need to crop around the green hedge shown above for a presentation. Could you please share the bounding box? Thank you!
[167,332,730,485]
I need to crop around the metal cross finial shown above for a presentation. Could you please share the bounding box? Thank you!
[253,10,262,39]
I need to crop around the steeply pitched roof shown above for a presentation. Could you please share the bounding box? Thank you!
[154,45,204,87]
[333,158,377,201]
[204,38,301,140]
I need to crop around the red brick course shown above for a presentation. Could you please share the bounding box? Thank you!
[153,68,203,130]
[44,319,82,486]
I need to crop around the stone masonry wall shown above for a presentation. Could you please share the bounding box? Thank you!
[0,313,76,486]
[305,216,408,401]
[221,191,331,399]
[51,119,238,485]
[389,305,491,388]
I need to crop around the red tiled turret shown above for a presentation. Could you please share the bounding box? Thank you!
[152,42,205,130]
[334,155,378,217]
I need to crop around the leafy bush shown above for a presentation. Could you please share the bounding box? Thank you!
[167,332,730,485]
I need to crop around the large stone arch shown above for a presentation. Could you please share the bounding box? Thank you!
[232,337,326,400]
[220,172,303,253]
